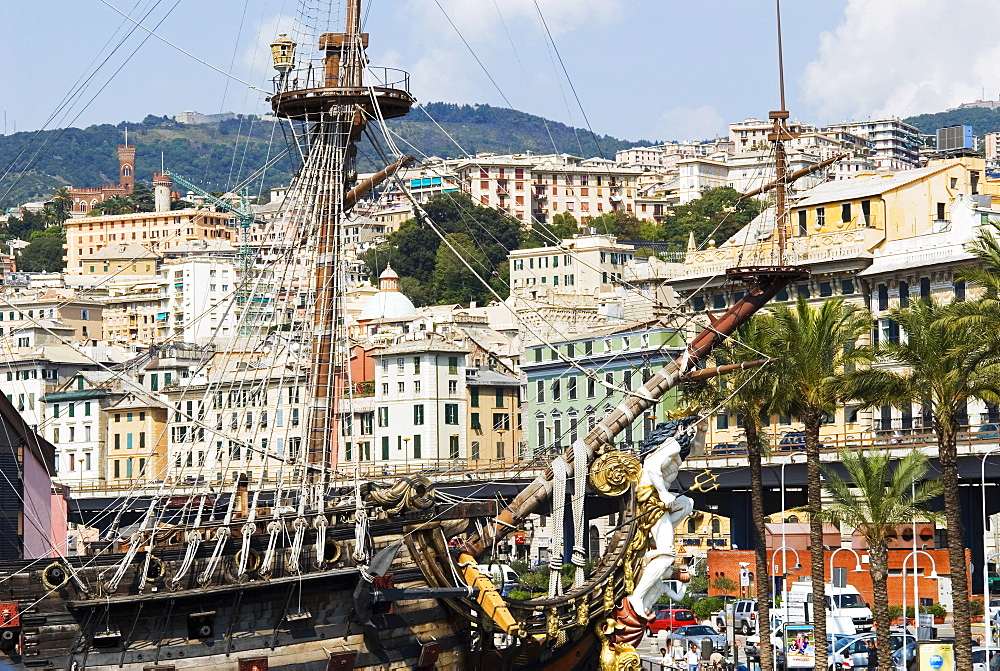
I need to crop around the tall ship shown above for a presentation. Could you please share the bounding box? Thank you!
[0,1,812,669]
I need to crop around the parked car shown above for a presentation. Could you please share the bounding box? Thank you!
[733,599,758,634]
[646,607,697,634]
[778,430,826,451]
[891,643,993,671]
[979,423,1000,439]
[667,624,729,655]
[831,631,914,670]
[711,442,747,455]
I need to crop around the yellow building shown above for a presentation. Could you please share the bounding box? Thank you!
[675,510,732,556]
[465,367,522,465]
[674,157,1000,450]
[106,395,168,485]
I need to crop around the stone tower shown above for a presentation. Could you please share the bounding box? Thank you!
[118,144,136,194]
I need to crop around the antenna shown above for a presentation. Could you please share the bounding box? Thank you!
[125,125,129,146]
[161,152,165,173]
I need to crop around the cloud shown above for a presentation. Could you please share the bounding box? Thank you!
[419,0,624,41]
[802,0,1000,122]
[654,106,726,142]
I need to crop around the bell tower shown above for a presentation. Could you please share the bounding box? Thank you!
[117,143,136,194]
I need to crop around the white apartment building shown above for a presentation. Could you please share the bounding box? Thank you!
[985,132,1000,163]
[455,153,643,225]
[615,142,726,172]
[164,367,309,485]
[823,119,922,170]
[42,385,120,488]
[676,157,730,204]
[729,118,812,154]
[162,256,240,344]
[369,340,469,468]
[508,234,634,307]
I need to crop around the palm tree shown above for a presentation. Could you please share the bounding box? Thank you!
[714,318,782,670]
[817,449,941,670]
[765,296,873,666]
[840,298,1000,669]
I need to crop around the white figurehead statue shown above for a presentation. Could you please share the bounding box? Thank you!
[627,415,704,619]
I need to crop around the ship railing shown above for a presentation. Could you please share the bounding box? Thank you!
[278,63,410,95]
[697,427,1000,462]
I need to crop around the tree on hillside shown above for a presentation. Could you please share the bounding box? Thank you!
[587,210,643,240]
[364,193,522,303]
[17,226,65,272]
[432,233,493,306]
[48,187,73,225]
[661,187,763,250]
[818,450,941,671]
[4,210,49,240]
[523,212,579,248]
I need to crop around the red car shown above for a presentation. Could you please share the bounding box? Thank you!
[646,607,697,634]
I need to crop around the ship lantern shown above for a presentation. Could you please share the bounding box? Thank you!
[270,34,296,74]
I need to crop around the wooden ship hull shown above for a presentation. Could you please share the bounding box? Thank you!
[0,497,493,670]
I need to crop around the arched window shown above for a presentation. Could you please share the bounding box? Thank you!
[763,516,771,524]
[711,517,720,534]
[687,518,697,533]
[122,165,132,177]
[786,515,799,524]
[589,526,601,557]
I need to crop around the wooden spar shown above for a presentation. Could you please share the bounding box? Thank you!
[741,153,848,201]
[682,357,777,383]
[343,155,415,211]
[461,267,806,557]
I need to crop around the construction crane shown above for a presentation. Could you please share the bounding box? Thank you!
[164,170,263,332]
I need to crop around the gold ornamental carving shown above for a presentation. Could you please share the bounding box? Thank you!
[622,484,666,593]
[597,619,642,671]
[589,452,640,497]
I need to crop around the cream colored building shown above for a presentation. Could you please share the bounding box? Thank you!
[64,208,236,272]
[508,234,634,307]
[674,157,1000,449]
[455,153,643,225]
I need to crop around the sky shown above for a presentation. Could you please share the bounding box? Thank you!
[3,0,1000,144]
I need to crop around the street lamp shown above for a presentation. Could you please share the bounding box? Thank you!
[771,545,802,624]
[780,451,808,590]
[983,447,1000,659]
[901,549,939,669]
[828,547,866,581]
[402,437,410,473]
[985,549,1000,663]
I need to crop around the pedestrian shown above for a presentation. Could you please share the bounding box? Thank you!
[866,639,878,670]
[660,647,669,668]
[686,643,700,671]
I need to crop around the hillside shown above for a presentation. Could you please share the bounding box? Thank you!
[904,106,1000,136]
[0,104,655,208]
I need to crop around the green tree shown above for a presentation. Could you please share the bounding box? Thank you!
[432,232,493,306]
[523,211,579,248]
[766,296,873,666]
[818,450,941,671]
[364,193,522,304]
[17,225,66,272]
[586,210,643,239]
[661,187,763,250]
[48,187,73,224]
[840,299,1000,670]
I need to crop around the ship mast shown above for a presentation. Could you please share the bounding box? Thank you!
[269,0,414,477]
[769,0,794,264]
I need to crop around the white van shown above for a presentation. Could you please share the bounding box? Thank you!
[477,563,519,595]
[785,580,873,635]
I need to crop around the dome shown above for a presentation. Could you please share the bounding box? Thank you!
[359,291,415,320]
